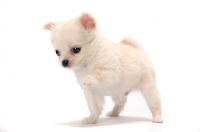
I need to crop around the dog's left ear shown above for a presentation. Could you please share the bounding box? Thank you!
[80,13,96,30]
[43,22,56,31]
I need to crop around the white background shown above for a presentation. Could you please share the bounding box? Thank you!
[0,0,200,132]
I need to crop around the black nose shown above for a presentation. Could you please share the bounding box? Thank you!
[62,60,69,67]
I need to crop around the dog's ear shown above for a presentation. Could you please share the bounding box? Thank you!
[80,13,96,30]
[43,22,56,31]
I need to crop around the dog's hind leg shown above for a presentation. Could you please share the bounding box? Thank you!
[140,78,163,123]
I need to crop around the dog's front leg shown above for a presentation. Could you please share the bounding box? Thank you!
[80,69,110,124]
[81,68,115,86]
[82,87,100,124]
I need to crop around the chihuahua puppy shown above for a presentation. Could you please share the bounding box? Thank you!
[43,13,162,124]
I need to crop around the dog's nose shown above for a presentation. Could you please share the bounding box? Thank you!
[62,60,69,67]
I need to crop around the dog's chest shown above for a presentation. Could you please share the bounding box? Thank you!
[73,66,91,83]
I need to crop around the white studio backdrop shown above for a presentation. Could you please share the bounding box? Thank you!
[0,0,200,132]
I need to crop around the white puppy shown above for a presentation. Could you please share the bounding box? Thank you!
[43,13,162,124]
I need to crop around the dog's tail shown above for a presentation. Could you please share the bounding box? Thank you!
[121,37,145,52]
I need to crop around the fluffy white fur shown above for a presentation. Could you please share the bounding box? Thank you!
[43,13,163,124]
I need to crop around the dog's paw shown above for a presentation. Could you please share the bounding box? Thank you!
[81,76,96,86]
[152,115,163,123]
[106,111,119,117]
[82,117,98,124]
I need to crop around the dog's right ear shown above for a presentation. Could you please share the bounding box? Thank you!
[43,22,56,31]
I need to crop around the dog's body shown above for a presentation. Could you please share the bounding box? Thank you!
[43,13,162,124]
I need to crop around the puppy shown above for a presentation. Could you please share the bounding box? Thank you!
[43,13,163,124]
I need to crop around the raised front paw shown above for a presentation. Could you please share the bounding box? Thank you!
[81,76,96,86]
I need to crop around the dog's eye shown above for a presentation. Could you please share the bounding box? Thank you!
[72,47,81,54]
[55,50,60,56]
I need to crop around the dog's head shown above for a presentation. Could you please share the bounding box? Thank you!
[43,13,97,68]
